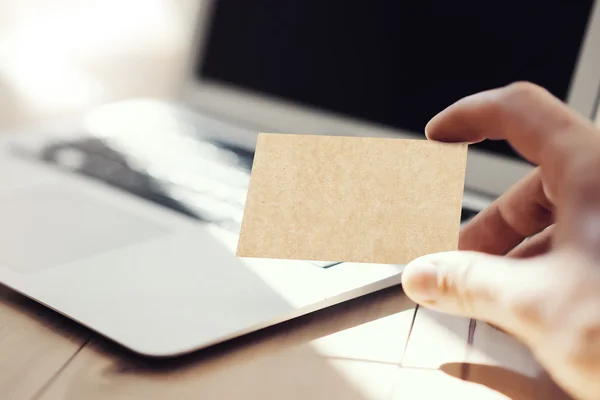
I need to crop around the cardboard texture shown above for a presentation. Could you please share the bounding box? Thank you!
[237,133,467,265]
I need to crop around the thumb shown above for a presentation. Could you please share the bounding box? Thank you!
[401,251,533,326]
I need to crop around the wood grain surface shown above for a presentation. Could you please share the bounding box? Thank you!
[1,283,571,400]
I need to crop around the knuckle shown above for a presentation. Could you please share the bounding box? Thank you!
[437,253,478,314]
[501,263,558,329]
[561,311,600,367]
[485,81,550,124]
[565,148,600,191]
[504,290,547,329]
[498,81,550,111]
[504,81,546,98]
[507,82,558,109]
[561,277,600,361]
[520,261,600,359]
[576,319,600,351]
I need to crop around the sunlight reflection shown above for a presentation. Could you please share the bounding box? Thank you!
[2,0,187,113]
[402,308,472,368]
[389,368,511,400]
[311,312,415,364]
[201,216,402,309]
[323,360,511,400]
[326,360,398,400]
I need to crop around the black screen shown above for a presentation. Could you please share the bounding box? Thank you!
[198,0,594,160]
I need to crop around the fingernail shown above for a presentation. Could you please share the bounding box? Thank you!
[402,260,440,302]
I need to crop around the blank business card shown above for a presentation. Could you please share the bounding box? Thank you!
[237,133,467,265]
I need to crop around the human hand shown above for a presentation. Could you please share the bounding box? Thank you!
[401,82,600,400]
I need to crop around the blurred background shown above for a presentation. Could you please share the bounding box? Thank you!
[0,0,199,131]
[1,0,598,135]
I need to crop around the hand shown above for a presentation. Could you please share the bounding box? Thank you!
[401,82,600,400]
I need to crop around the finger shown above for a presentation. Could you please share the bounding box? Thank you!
[424,82,596,205]
[426,81,600,258]
[460,168,554,255]
[401,251,548,345]
[508,225,554,258]
[425,81,595,168]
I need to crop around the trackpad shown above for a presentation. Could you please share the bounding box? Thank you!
[0,186,167,273]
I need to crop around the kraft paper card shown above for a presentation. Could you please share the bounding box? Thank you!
[236,133,467,265]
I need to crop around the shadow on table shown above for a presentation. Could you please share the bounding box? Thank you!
[95,286,414,370]
[440,362,573,400]
[5,277,575,400]
[1,283,414,400]
[403,304,573,399]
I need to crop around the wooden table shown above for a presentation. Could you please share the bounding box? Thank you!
[0,281,572,400]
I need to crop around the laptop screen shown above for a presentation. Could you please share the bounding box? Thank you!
[197,0,595,160]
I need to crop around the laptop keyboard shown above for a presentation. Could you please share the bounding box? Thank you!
[36,136,250,231]
[14,104,479,269]
[15,125,344,268]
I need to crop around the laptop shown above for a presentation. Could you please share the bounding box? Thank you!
[0,0,599,357]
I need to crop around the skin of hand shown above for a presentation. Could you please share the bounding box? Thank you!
[400,81,600,400]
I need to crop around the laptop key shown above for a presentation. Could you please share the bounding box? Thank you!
[24,133,251,227]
